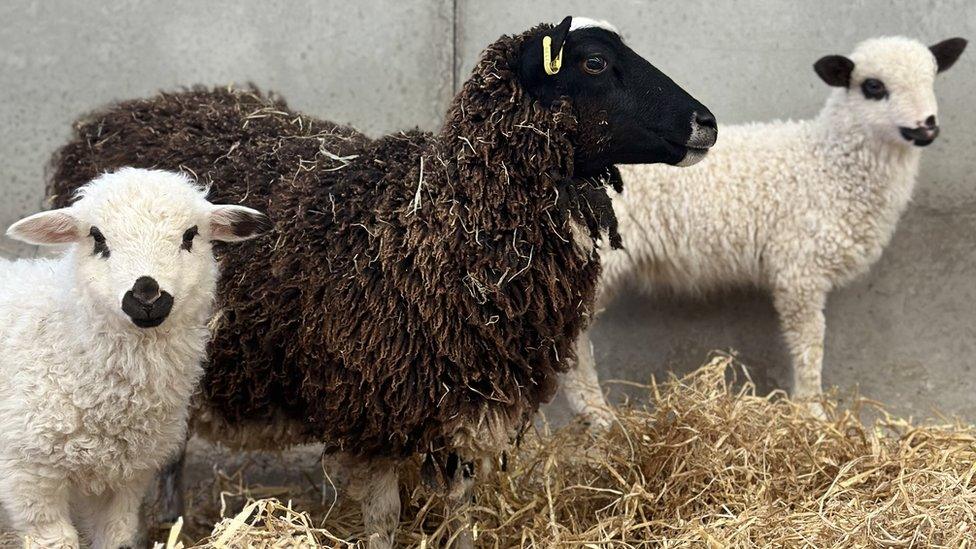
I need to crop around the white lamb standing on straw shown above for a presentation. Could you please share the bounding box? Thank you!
[0,168,268,549]
[562,36,967,424]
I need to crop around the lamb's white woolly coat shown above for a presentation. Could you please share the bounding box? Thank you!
[603,111,920,297]
[0,255,209,490]
[563,37,959,424]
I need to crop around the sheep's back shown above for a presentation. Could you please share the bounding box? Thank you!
[46,87,377,442]
[48,87,368,208]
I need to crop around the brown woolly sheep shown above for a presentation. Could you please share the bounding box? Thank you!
[47,16,716,548]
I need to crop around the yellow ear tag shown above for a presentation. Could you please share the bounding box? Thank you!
[542,35,563,75]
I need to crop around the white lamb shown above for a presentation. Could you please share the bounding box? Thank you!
[562,36,967,424]
[0,168,268,548]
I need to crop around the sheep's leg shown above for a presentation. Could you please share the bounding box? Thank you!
[342,456,400,549]
[445,461,476,549]
[91,470,153,549]
[561,328,613,429]
[0,467,79,548]
[774,288,827,418]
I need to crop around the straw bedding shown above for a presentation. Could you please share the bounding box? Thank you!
[143,355,976,548]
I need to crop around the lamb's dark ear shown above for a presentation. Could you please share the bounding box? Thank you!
[209,205,271,242]
[814,55,855,87]
[930,37,967,73]
[517,16,573,101]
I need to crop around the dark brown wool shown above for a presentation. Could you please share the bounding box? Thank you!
[48,27,621,463]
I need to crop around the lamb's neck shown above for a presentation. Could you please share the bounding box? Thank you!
[814,97,922,222]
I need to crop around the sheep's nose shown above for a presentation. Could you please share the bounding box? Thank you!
[924,115,938,128]
[131,276,161,305]
[687,110,718,149]
[695,110,717,131]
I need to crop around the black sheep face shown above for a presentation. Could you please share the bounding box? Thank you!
[517,16,717,176]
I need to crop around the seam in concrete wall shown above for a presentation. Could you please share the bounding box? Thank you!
[451,0,461,93]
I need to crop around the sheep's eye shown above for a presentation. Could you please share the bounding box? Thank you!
[861,78,888,100]
[89,226,109,258]
[181,225,199,252]
[582,56,608,75]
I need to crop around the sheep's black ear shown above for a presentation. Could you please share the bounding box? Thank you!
[930,37,967,73]
[548,16,573,68]
[517,16,574,102]
[814,55,855,87]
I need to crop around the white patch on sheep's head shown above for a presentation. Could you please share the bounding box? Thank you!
[815,36,967,147]
[568,17,618,34]
[7,168,269,329]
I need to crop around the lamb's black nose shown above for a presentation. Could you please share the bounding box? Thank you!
[695,110,717,131]
[899,124,940,146]
[122,276,173,328]
[131,276,160,305]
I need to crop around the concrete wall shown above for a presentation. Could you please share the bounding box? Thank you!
[1,0,974,420]
[0,0,454,256]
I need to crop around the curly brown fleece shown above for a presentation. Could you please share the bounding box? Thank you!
[48,25,620,462]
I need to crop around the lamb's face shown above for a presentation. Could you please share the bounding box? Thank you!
[815,36,967,147]
[517,16,718,176]
[7,168,269,330]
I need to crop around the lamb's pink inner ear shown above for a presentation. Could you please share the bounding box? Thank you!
[6,210,81,245]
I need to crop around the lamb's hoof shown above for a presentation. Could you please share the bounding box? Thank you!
[25,528,80,549]
[805,400,827,420]
[156,513,181,527]
[450,530,474,549]
[367,533,393,549]
[579,409,614,431]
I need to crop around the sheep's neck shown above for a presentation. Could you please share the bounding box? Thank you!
[436,127,576,233]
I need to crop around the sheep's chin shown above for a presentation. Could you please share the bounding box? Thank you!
[676,148,709,167]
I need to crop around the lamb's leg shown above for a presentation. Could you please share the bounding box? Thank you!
[155,439,187,525]
[561,328,613,428]
[343,456,400,549]
[774,288,827,418]
[0,467,79,548]
[91,470,153,549]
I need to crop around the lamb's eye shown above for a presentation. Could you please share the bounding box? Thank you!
[861,78,888,100]
[181,225,199,252]
[582,56,608,75]
[89,226,110,258]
